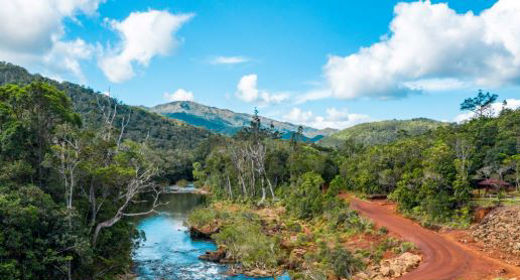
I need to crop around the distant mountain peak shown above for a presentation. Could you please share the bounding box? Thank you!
[150,100,337,141]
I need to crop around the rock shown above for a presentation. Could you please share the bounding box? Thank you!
[189,224,219,239]
[379,252,422,278]
[472,206,520,257]
[474,206,495,223]
[353,272,369,280]
[198,247,226,262]
[244,268,271,277]
[380,266,393,277]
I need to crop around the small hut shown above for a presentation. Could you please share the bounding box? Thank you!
[476,178,511,195]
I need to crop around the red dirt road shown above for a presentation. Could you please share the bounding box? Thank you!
[344,195,520,280]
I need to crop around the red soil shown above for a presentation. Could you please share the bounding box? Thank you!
[341,194,520,280]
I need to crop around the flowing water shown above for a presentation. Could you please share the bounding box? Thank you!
[133,192,290,280]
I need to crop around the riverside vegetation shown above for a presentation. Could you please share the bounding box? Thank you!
[2,62,520,279]
[0,62,211,280]
[188,92,520,278]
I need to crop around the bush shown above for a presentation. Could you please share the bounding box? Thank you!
[213,220,283,270]
[176,179,189,188]
[285,172,325,219]
[187,207,220,228]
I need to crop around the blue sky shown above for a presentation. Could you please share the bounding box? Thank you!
[1,0,520,129]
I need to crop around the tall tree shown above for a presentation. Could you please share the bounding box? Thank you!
[460,90,498,118]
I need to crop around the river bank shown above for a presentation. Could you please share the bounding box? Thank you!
[187,201,422,279]
[132,193,289,280]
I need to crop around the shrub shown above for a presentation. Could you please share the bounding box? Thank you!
[285,172,325,219]
[187,207,219,228]
[213,220,283,270]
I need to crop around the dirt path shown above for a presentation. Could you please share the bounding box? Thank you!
[343,195,520,280]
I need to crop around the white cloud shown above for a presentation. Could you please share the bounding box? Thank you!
[163,88,194,102]
[324,0,520,100]
[99,10,193,83]
[236,74,289,105]
[210,56,249,65]
[284,108,314,124]
[403,78,468,92]
[454,98,520,122]
[295,89,332,104]
[0,0,103,81]
[283,107,370,129]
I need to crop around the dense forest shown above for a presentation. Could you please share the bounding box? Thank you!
[2,62,520,279]
[320,118,446,147]
[189,91,520,278]
[0,62,211,182]
[196,91,520,225]
[0,76,214,279]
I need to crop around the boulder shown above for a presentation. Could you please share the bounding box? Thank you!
[198,246,226,262]
[189,224,219,239]
[358,252,422,279]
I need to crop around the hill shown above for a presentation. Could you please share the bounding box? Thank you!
[0,62,211,151]
[150,101,336,141]
[320,118,447,147]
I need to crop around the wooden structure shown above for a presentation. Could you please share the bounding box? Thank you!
[476,178,512,195]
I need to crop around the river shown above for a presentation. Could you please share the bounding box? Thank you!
[133,191,290,280]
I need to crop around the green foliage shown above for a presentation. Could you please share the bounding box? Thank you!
[297,241,363,279]
[0,62,212,182]
[195,112,339,203]
[460,89,498,118]
[285,172,325,219]
[0,186,89,280]
[189,205,284,271]
[187,207,221,228]
[321,118,445,147]
[0,80,172,279]
[317,242,363,278]
[337,103,520,226]
[213,220,283,270]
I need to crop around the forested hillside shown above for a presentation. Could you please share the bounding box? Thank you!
[0,62,211,152]
[0,80,191,279]
[0,62,213,182]
[196,93,520,234]
[320,118,446,147]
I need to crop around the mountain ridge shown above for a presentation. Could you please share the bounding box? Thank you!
[0,62,211,151]
[149,100,337,140]
[320,118,448,146]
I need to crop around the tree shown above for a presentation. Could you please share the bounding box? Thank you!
[460,90,498,118]
[286,172,325,219]
[503,154,520,191]
[0,83,81,187]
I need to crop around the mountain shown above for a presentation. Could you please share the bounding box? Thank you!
[149,101,337,141]
[0,62,211,151]
[320,118,447,147]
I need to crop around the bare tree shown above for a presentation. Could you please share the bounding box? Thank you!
[229,144,248,198]
[92,160,162,246]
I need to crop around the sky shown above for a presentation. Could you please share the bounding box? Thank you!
[1,0,520,129]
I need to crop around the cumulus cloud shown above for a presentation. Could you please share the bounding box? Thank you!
[283,107,370,129]
[454,98,520,122]
[163,88,195,102]
[0,0,103,80]
[295,89,332,104]
[210,56,249,65]
[324,0,520,99]
[236,74,289,105]
[99,11,193,83]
